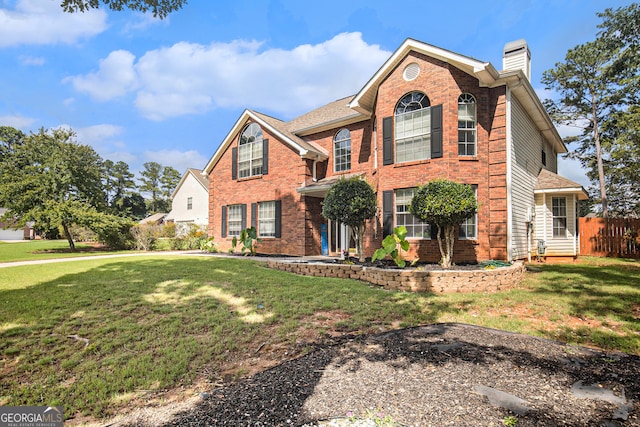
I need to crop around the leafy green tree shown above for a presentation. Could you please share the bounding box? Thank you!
[322,177,377,262]
[0,126,25,158]
[543,4,640,218]
[103,160,136,211]
[119,192,148,220]
[139,162,163,213]
[409,179,477,269]
[597,3,639,105]
[0,127,109,249]
[542,37,615,217]
[160,166,181,201]
[138,162,180,213]
[60,0,186,19]
[597,3,640,216]
[601,106,640,216]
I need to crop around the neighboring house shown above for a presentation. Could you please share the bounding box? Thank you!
[139,213,168,226]
[165,168,210,236]
[204,38,587,262]
[0,208,34,240]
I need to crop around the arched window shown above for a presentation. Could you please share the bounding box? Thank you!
[238,123,263,178]
[458,93,476,156]
[333,128,351,172]
[394,91,431,162]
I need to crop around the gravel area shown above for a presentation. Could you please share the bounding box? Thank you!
[119,323,639,426]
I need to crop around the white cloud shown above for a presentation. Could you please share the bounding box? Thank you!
[58,123,127,160]
[66,50,138,101]
[69,32,391,121]
[75,124,124,142]
[0,114,36,129]
[0,0,107,47]
[19,55,45,66]
[144,149,208,173]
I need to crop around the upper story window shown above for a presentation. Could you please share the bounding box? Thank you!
[334,129,351,172]
[238,123,263,178]
[394,92,431,163]
[187,197,193,210]
[458,93,476,156]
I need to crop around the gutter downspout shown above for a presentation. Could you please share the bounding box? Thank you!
[373,117,378,170]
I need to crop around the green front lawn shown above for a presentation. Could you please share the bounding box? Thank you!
[0,240,127,263]
[0,255,639,421]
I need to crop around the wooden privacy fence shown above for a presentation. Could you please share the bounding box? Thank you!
[579,218,640,258]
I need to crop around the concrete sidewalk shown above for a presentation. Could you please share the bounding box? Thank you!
[0,250,207,268]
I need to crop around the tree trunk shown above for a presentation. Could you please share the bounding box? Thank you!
[436,226,451,268]
[62,221,76,251]
[355,226,366,263]
[592,93,608,218]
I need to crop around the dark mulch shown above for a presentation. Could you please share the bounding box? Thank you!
[155,323,640,427]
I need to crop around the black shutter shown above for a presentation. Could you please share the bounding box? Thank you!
[231,147,238,180]
[262,139,269,175]
[382,116,393,165]
[251,203,257,229]
[431,104,443,159]
[241,204,247,230]
[382,190,393,237]
[221,206,227,238]
[274,200,282,238]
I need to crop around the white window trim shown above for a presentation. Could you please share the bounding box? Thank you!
[459,185,478,240]
[458,93,477,157]
[227,204,243,237]
[238,123,263,178]
[333,129,351,172]
[258,201,276,238]
[552,196,568,239]
[395,188,431,239]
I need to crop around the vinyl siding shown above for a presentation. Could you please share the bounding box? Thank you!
[510,96,546,260]
[168,173,209,236]
[535,193,578,256]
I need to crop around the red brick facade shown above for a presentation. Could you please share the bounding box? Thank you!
[207,42,512,263]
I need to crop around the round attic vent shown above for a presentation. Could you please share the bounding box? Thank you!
[403,63,420,81]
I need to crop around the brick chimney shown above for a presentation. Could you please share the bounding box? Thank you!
[503,39,531,81]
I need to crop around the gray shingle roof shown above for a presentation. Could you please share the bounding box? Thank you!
[535,169,589,199]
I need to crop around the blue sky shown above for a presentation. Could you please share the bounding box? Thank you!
[0,0,633,187]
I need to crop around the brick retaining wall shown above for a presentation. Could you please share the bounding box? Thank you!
[265,260,525,293]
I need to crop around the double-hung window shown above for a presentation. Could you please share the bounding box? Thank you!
[395,188,431,238]
[258,201,276,238]
[238,123,263,178]
[459,185,478,239]
[227,204,243,237]
[552,197,567,238]
[458,93,476,156]
[394,92,431,163]
[187,197,193,210]
[334,129,351,172]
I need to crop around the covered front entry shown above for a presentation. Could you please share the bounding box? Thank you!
[328,220,352,258]
[297,173,364,258]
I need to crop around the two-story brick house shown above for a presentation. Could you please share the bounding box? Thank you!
[204,38,587,263]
